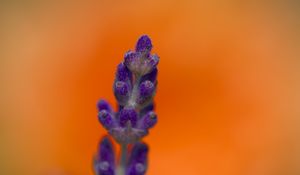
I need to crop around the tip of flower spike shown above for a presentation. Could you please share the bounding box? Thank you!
[135,35,152,53]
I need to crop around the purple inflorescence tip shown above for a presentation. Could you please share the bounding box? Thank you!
[124,36,159,76]
[135,35,152,53]
[97,35,158,144]
[94,137,115,175]
[126,142,148,175]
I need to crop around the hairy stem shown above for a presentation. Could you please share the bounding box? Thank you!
[127,75,141,109]
[116,144,127,175]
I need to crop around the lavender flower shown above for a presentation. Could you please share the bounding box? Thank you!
[95,35,159,175]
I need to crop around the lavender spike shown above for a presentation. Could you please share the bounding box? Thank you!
[95,35,159,175]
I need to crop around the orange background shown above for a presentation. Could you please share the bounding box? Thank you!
[1,1,300,175]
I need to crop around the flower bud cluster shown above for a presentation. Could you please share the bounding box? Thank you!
[97,35,158,144]
[94,35,159,175]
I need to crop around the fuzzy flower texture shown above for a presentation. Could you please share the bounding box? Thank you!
[94,35,159,175]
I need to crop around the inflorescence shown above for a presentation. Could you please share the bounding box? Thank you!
[94,35,159,175]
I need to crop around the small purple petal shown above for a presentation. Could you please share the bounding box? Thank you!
[135,35,152,53]
[139,80,155,97]
[97,99,112,112]
[114,81,129,96]
[114,81,130,105]
[116,63,132,81]
[119,108,138,127]
[98,110,115,129]
[138,111,157,130]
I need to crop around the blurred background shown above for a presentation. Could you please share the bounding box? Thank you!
[1,1,300,175]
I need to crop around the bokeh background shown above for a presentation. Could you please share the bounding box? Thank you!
[1,1,300,175]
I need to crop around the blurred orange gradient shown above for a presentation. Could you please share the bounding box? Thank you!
[1,1,300,175]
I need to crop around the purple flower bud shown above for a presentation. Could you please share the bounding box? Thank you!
[98,110,115,129]
[124,38,158,76]
[137,81,156,107]
[126,142,148,175]
[119,108,138,127]
[135,35,152,53]
[139,80,155,97]
[114,81,130,105]
[114,81,129,96]
[116,63,132,82]
[97,99,112,112]
[138,111,157,130]
[94,136,115,175]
